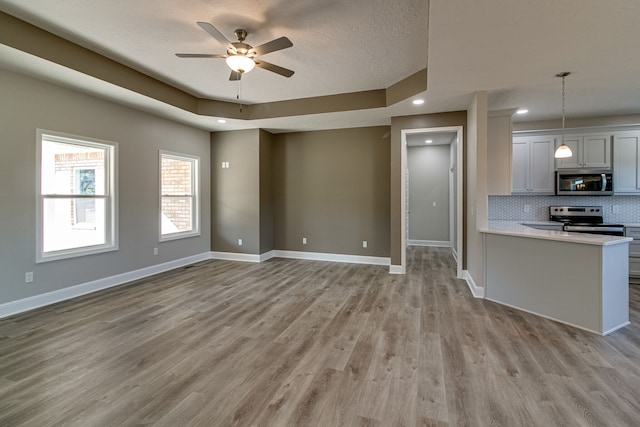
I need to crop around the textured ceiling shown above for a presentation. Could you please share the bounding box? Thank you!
[1,0,640,132]
[0,0,428,104]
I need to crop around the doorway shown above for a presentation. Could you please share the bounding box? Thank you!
[401,126,463,278]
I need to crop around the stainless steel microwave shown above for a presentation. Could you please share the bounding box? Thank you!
[556,169,613,195]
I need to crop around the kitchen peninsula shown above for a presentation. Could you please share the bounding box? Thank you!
[481,221,631,335]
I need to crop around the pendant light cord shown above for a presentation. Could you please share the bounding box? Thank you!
[556,71,570,144]
[561,74,565,144]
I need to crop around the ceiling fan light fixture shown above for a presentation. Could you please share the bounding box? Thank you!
[226,55,255,73]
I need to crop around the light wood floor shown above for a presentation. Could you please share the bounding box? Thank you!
[1,247,639,426]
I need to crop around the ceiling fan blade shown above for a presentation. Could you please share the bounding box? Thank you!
[229,71,242,81]
[254,60,294,77]
[197,22,236,53]
[252,37,293,56]
[175,53,227,58]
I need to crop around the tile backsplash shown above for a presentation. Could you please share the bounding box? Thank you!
[489,195,640,224]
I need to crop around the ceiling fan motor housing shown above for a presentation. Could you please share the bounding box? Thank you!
[229,42,254,57]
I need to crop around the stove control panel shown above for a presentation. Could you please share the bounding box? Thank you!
[550,206,602,216]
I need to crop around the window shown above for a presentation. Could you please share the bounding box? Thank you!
[160,151,199,240]
[37,130,118,263]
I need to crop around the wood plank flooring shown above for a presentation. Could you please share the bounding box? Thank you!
[1,246,639,426]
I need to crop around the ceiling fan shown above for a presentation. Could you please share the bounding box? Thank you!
[176,22,294,81]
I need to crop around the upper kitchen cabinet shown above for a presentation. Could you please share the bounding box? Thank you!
[613,131,640,194]
[512,135,555,194]
[555,134,611,169]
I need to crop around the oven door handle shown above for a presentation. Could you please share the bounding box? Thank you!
[564,225,624,234]
[601,173,607,192]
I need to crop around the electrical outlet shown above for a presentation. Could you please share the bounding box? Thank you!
[363,240,368,248]
[25,272,33,283]
[432,201,436,207]
[238,238,243,246]
[153,247,158,256]
[302,237,307,245]
[524,204,531,213]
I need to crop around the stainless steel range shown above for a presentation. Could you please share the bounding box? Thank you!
[549,206,625,236]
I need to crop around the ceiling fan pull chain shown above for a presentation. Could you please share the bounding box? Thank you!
[237,79,243,113]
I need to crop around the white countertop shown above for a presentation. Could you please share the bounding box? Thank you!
[481,221,632,246]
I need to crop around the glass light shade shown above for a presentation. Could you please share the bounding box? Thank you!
[225,55,255,73]
[554,143,573,159]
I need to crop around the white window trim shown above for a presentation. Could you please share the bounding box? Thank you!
[36,129,119,263]
[159,150,200,242]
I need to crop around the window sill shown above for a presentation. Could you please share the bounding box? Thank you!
[36,244,118,264]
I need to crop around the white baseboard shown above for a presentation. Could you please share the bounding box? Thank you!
[463,270,485,298]
[389,264,405,274]
[260,250,275,262]
[0,252,212,320]
[407,239,451,247]
[209,250,277,263]
[602,321,631,336]
[451,247,458,263]
[272,250,390,266]
[210,251,263,263]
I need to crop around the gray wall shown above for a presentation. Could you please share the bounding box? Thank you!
[0,68,211,305]
[465,92,488,288]
[407,145,450,242]
[272,127,391,257]
[210,129,261,254]
[259,130,275,254]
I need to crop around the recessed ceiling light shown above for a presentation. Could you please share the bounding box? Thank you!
[217,119,227,124]
[412,99,425,105]
[425,139,433,144]
[516,109,528,115]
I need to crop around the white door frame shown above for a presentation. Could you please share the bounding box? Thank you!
[401,126,464,278]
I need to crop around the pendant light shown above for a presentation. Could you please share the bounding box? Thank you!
[554,72,573,159]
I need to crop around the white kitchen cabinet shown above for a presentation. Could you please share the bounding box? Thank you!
[556,134,611,169]
[613,132,640,194]
[512,135,555,194]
